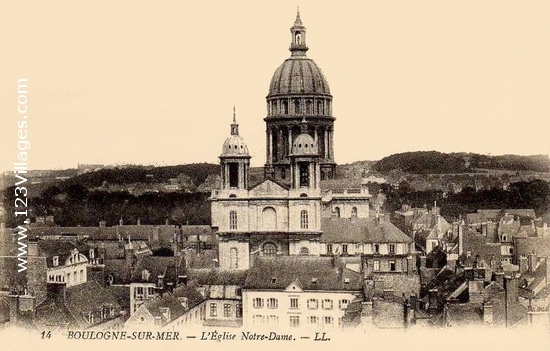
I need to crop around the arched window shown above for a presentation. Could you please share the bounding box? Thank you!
[229,210,237,230]
[294,99,301,114]
[263,242,277,256]
[299,163,309,187]
[229,247,238,269]
[351,207,358,219]
[262,207,277,231]
[299,247,309,255]
[295,33,301,44]
[273,101,278,115]
[334,207,341,218]
[317,100,324,115]
[300,210,309,229]
[282,100,289,114]
[306,100,312,114]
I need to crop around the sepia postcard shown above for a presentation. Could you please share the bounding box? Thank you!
[1,1,549,351]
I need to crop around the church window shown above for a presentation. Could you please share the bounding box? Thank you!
[334,207,341,218]
[300,210,309,229]
[263,242,277,256]
[317,100,324,114]
[229,211,238,230]
[273,101,278,114]
[295,33,301,44]
[299,247,309,255]
[351,207,358,219]
[294,99,301,114]
[229,247,238,269]
[262,207,277,231]
[229,163,239,188]
[306,100,312,114]
[299,163,309,187]
[282,100,289,114]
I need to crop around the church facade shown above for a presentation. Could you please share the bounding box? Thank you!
[211,11,375,271]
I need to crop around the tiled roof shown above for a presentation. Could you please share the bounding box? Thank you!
[131,255,184,283]
[104,259,133,284]
[140,293,187,326]
[172,283,205,309]
[64,280,122,327]
[244,256,363,291]
[30,225,177,248]
[36,239,91,268]
[321,217,412,243]
[187,269,248,286]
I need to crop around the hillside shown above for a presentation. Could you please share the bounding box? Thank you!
[372,151,549,174]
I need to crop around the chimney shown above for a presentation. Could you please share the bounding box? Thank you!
[428,289,439,311]
[527,252,537,273]
[27,237,39,256]
[518,256,528,273]
[483,302,493,324]
[6,293,20,324]
[406,256,415,275]
[504,275,519,327]
[137,218,141,226]
[361,301,374,324]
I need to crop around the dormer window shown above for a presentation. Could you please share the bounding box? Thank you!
[142,269,150,281]
[53,256,59,267]
[89,249,95,259]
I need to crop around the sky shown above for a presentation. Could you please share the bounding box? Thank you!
[1,0,549,172]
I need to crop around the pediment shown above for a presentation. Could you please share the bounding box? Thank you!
[249,179,289,197]
[284,279,303,292]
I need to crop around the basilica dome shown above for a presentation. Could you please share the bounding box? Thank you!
[221,135,249,157]
[268,58,330,97]
[291,132,318,156]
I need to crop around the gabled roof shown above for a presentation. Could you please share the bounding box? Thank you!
[244,256,363,291]
[321,217,412,243]
[248,178,290,194]
[138,293,187,326]
[172,283,205,309]
[131,255,183,283]
[36,239,91,268]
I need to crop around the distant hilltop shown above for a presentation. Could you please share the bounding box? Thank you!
[370,151,550,174]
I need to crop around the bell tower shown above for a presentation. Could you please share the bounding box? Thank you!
[219,106,250,192]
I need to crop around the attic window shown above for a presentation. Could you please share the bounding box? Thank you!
[311,277,317,284]
[344,278,350,284]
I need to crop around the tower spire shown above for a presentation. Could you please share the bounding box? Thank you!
[230,106,239,136]
[294,7,302,26]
